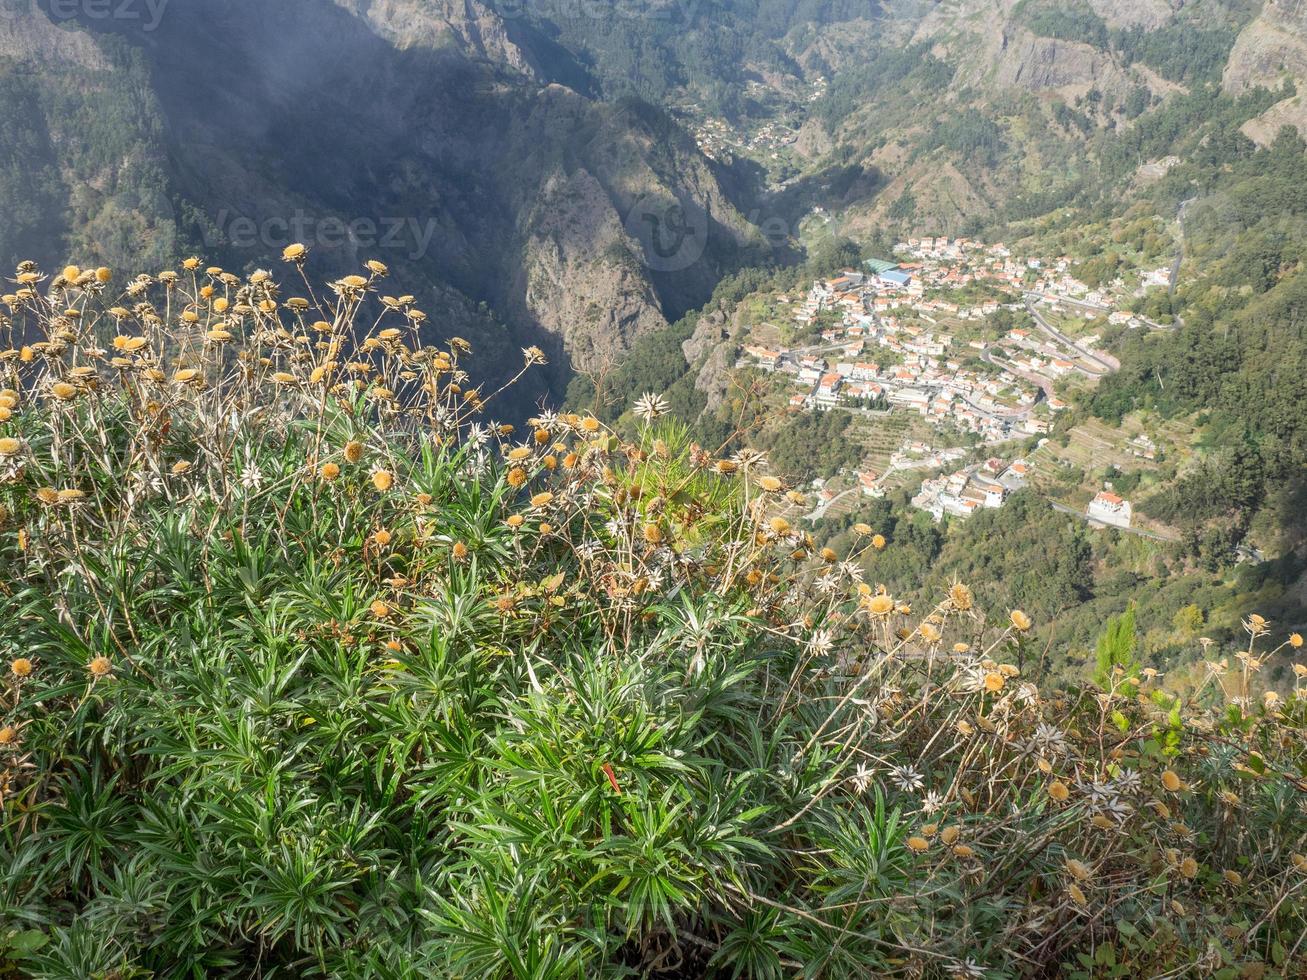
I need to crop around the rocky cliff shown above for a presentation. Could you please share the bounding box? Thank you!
[1224,0,1307,144]
[0,0,759,410]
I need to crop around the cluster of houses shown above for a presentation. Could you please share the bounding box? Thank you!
[851,442,970,499]
[909,457,1032,521]
[742,266,1053,441]
[907,460,1136,530]
[692,113,797,162]
[733,234,1155,527]
[899,236,1171,331]
[737,232,1160,447]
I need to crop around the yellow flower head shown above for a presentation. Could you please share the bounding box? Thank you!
[866,593,895,617]
[1065,859,1092,881]
[949,582,973,610]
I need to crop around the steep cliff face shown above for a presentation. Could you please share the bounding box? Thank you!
[519,167,670,374]
[988,32,1133,99]
[0,1,758,410]
[681,308,735,413]
[1224,0,1307,143]
[330,0,539,72]
[1224,0,1307,93]
[904,0,1171,103]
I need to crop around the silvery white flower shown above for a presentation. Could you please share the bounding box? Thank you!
[920,789,945,815]
[1028,722,1068,757]
[1111,768,1142,795]
[633,392,669,423]
[890,764,924,793]
[806,629,834,657]
[957,661,987,693]
[814,572,841,595]
[850,763,873,795]
[530,410,560,431]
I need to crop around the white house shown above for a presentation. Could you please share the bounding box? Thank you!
[1087,491,1133,529]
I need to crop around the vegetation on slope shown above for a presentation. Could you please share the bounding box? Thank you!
[0,260,1304,978]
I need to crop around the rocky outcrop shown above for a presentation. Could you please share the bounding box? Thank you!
[0,11,107,68]
[519,168,670,374]
[1087,0,1178,30]
[682,309,733,412]
[973,29,1142,102]
[331,0,538,74]
[1224,1,1307,142]
[1240,93,1307,146]
[794,117,834,159]
[1224,0,1307,93]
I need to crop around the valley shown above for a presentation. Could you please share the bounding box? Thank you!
[3,2,1307,976]
[4,0,1307,667]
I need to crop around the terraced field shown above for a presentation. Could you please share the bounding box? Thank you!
[1026,413,1198,507]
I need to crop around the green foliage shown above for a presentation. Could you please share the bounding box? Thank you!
[1093,606,1140,690]
[756,409,862,482]
[0,265,1304,979]
[815,43,955,132]
[920,110,1007,168]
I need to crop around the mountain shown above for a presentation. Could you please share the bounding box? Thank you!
[0,0,767,411]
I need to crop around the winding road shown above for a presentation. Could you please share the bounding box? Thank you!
[1023,294,1119,374]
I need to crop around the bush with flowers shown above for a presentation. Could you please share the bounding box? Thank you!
[0,256,1304,978]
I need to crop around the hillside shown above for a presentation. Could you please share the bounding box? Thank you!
[0,0,768,413]
[0,261,1303,977]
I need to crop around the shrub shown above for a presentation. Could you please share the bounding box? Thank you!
[0,259,1304,977]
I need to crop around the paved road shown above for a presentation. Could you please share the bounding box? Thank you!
[805,484,858,522]
[1023,295,1119,374]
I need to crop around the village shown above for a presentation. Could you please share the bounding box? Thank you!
[740,235,1165,529]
